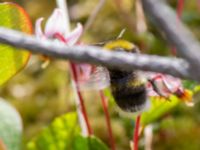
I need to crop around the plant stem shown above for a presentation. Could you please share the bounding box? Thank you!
[176,0,184,20]
[70,63,93,135]
[114,0,136,32]
[133,115,141,150]
[135,0,147,34]
[144,125,153,150]
[99,90,116,150]
[171,0,184,55]
[54,32,93,135]
[83,0,105,35]
[55,0,93,136]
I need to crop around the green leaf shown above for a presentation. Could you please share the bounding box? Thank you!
[182,80,199,90]
[27,112,109,150]
[0,2,32,86]
[141,96,179,126]
[103,88,115,106]
[27,112,80,150]
[0,98,23,150]
[73,135,109,150]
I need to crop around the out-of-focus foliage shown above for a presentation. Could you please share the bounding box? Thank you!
[27,112,109,150]
[153,116,200,150]
[73,135,109,150]
[0,98,23,150]
[0,0,200,150]
[141,96,179,126]
[0,3,32,86]
[27,112,80,150]
[183,80,199,90]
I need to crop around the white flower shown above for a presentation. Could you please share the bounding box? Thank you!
[35,8,83,46]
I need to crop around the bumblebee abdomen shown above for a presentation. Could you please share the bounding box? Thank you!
[110,71,147,112]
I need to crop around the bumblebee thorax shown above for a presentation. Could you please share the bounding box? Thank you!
[104,39,139,53]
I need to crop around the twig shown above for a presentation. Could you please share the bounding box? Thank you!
[114,0,136,32]
[83,0,105,34]
[0,27,193,81]
[141,0,200,80]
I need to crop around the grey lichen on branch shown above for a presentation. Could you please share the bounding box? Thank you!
[141,0,200,81]
[0,27,192,81]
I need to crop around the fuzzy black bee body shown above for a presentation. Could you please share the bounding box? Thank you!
[104,40,148,112]
[109,70,147,112]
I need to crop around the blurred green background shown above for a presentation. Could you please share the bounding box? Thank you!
[1,0,200,149]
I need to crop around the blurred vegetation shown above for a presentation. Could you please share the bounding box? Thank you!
[0,0,200,150]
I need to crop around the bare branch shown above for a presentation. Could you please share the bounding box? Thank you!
[0,27,192,80]
[141,0,200,80]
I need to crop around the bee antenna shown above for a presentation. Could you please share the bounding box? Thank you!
[117,28,126,39]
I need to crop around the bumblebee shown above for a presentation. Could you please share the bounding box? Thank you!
[77,39,149,112]
[77,40,192,112]
[104,40,148,112]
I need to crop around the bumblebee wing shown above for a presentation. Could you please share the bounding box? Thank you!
[77,66,110,91]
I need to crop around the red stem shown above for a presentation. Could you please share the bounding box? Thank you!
[172,0,184,55]
[171,47,177,56]
[177,0,184,20]
[99,90,116,150]
[54,32,93,135]
[70,63,93,135]
[133,115,141,150]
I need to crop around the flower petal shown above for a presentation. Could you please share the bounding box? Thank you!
[65,23,83,46]
[162,75,182,93]
[44,8,67,38]
[76,64,93,81]
[35,18,45,39]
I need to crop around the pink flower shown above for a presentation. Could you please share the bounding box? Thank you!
[35,8,94,85]
[146,72,193,106]
[146,73,181,97]
[35,8,83,46]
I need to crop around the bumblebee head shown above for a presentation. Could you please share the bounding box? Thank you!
[104,39,140,53]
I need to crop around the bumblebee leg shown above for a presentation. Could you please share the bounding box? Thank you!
[147,78,166,98]
[147,74,171,100]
